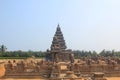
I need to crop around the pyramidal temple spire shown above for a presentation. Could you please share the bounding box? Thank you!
[46,24,74,62]
[51,24,67,51]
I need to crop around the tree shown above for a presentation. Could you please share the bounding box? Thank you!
[0,45,7,54]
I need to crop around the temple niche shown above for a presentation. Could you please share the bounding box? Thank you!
[46,24,74,63]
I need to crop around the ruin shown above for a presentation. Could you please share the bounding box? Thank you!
[0,62,5,78]
[46,24,74,63]
[2,24,120,79]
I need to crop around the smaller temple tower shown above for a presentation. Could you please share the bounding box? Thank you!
[46,24,74,62]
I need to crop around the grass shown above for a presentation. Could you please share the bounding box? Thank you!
[0,57,27,59]
[0,57,44,59]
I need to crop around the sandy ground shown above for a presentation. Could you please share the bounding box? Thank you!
[1,77,120,80]
[106,77,120,80]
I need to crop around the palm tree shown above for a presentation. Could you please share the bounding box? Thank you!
[0,45,7,54]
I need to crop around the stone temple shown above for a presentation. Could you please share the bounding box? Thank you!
[46,24,74,63]
[2,24,120,80]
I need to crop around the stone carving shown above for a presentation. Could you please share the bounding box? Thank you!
[69,53,75,63]
[5,61,12,72]
[17,61,25,72]
[50,62,60,78]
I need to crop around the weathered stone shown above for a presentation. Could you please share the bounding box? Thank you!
[46,24,74,62]
[92,72,107,80]
[0,62,5,78]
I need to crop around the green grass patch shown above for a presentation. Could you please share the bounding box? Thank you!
[0,57,44,59]
[0,57,27,59]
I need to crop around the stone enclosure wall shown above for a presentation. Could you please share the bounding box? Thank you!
[3,59,120,78]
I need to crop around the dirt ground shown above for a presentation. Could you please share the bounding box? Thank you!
[106,77,120,80]
[1,77,120,80]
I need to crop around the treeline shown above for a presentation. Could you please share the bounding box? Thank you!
[0,50,45,58]
[1,50,120,59]
[1,45,120,58]
[73,50,97,58]
[73,49,120,58]
[0,45,45,58]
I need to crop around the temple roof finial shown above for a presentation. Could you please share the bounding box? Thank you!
[57,24,61,31]
[58,23,60,26]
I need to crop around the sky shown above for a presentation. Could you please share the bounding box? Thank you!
[0,0,120,52]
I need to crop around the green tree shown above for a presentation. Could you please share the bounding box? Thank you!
[0,45,7,54]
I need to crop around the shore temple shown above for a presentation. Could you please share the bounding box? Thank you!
[46,24,74,63]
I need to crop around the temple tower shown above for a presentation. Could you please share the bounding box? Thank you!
[51,24,66,51]
[46,24,74,62]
